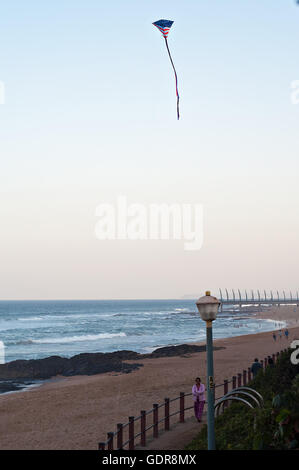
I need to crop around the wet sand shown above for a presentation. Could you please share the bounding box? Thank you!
[0,305,297,450]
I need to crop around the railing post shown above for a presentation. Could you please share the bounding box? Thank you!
[117,424,123,450]
[232,375,236,389]
[248,367,251,382]
[237,373,242,387]
[165,398,170,431]
[180,392,185,423]
[223,380,228,408]
[107,432,114,451]
[153,404,159,438]
[140,411,146,447]
[98,442,105,450]
[243,370,247,386]
[268,355,271,366]
[129,416,135,451]
[224,379,228,395]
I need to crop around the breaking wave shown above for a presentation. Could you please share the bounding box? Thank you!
[14,332,126,345]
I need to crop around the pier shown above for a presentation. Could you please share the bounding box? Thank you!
[219,289,299,309]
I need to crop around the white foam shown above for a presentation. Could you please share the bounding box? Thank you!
[263,319,287,328]
[29,332,126,345]
[18,313,114,322]
[18,317,44,321]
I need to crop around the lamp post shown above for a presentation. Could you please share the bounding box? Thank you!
[196,291,221,450]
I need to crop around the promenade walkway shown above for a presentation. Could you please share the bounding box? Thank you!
[135,413,206,450]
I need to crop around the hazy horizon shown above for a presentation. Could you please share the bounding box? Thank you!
[0,292,294,301]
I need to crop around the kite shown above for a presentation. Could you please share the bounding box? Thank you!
[153,19,180,120]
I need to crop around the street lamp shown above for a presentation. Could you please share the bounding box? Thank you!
[196,291,221,450]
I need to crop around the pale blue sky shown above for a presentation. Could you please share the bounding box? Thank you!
[1,1,299,299]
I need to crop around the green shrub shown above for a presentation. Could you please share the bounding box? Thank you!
[185,350,299,450]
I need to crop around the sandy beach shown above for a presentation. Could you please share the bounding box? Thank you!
[0,305,298,450]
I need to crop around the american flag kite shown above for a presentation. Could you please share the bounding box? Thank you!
[153,19,180,120]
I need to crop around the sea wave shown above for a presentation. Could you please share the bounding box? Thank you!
[112,310,195,317]
[14,332,126,345]
[17,313,115,322]
[262,319,287,327]
[18,317,44,322]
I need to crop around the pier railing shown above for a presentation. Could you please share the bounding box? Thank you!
[219,289,299,308]
[98,348,289,450]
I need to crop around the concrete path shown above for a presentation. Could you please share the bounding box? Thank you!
[135,413,206,451]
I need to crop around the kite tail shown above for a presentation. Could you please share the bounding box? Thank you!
[164,38,180,120]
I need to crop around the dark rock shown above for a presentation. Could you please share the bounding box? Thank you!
[0,353,143,381]
[141,343,223,358]
[146,344,207,357]
[0,356,68,380]
[0,379,36,394]
[0,381,23,393]
[0,344,224,382]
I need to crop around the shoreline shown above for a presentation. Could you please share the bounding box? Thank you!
[36,319,298,394]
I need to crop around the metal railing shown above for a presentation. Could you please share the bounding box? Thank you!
[215,386,264,417]
[98,348,289,450]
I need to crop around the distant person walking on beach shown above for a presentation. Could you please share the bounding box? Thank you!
[251,358,262,378]
[273,332,277,342]
[279,330,283,340]
[285,329,289,341]
[192,377,205,422]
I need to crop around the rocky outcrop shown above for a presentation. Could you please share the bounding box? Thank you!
[142,344,212,358]
[0,344,224,381]
[0,352,141,380]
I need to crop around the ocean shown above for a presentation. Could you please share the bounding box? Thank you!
[0,299,286,364]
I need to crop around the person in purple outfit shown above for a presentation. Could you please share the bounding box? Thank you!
[192,377,205,422]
